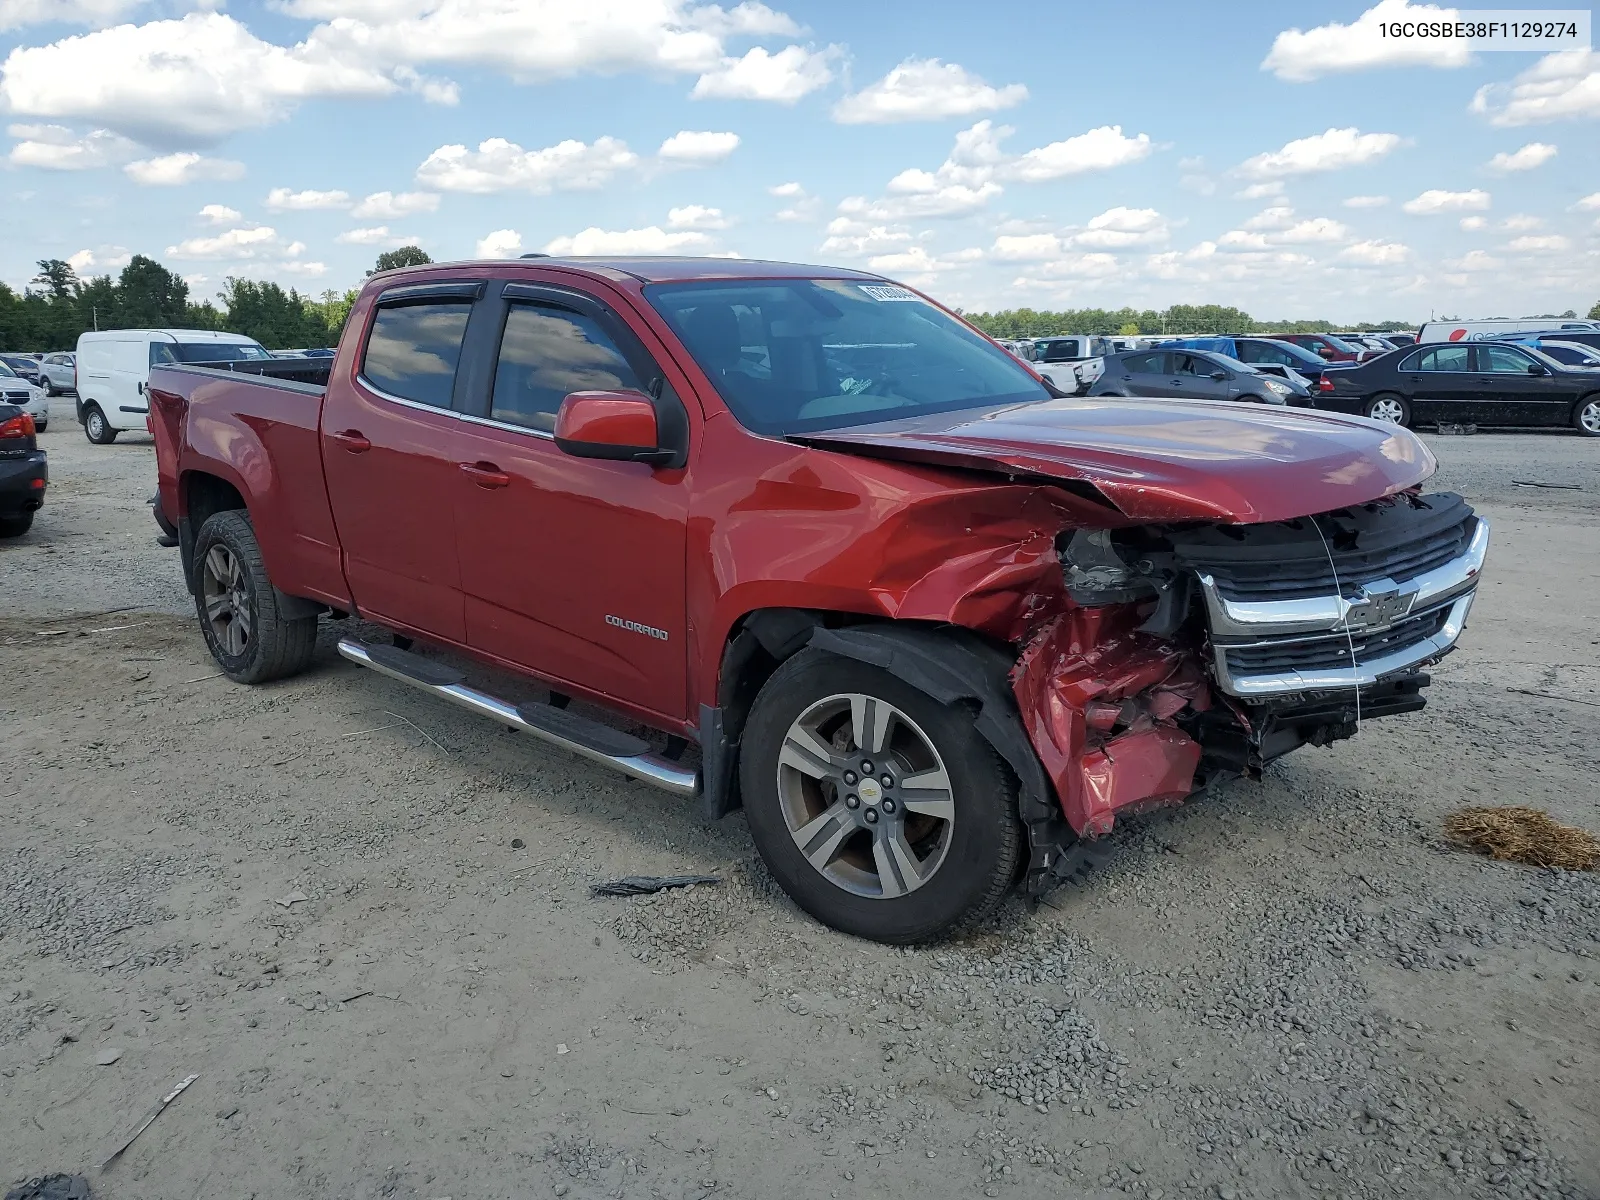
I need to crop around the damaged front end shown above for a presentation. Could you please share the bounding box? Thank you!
[1010,491,1489,892]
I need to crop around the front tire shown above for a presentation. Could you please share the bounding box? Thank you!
[1365,393,1410,426]
[739,648,1022,944]
[1575,396,1600,437]
[192,509,318,684]
[83,404,117,444]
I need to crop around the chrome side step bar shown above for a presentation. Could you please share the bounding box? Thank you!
[336,638,700,799]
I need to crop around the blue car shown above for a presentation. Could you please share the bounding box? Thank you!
[1160,336,1353,393]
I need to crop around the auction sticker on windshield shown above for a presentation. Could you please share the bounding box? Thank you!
[858,284,923,302]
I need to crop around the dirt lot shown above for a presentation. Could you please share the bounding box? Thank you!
[2,399,1597,1200]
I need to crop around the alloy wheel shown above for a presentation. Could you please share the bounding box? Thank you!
[1580,400,1600,435]
[1368,397,1405,423]
[775,692,955,900]
[200,543,253,657]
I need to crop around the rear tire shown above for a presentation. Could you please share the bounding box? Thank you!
[0,512,34,538]
[739,648,1022,944]
[192,509,318,684]
[1575,396,1600,437]
[84,404,117,444]
[1364,393,1409,426]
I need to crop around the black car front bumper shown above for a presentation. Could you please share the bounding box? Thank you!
[0,449,47,516]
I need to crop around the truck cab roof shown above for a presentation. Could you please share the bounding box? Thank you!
[393,256,888,285]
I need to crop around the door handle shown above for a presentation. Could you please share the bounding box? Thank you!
[329,429,371,453]
[459,461,511,489]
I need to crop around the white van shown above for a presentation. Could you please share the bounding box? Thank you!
[75,329,272,444]
[1416,318,1600,344]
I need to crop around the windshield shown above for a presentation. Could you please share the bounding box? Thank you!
[0,362,16,378]
[645,278,1052,435]
[160,341,272,363]
[1320,335,1363,354]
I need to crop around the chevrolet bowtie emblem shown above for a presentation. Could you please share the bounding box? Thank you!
[1345,581,1417,630]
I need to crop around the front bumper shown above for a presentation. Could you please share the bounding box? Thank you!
[0,450,48,514]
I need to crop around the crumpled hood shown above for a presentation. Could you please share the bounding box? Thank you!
[795,396,1436,523]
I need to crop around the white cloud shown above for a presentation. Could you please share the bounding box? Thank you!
[769,181,804,197]
[657,129,740,164]
[1238,127,1404,178]
[1234,181,1285,200]
[0,12,400,144]
[1340,239,1410,265]
[166,224,280,260]
[1343,194,1389,208]
[1446,250,1503,272]
[198,203,240,224]
[124,151,244,185]
[265,186,351,211]
[1006,124,1152,182]
[1472,51,1600,126]
[416,135,639,193]
[865,245,982,275]
[1262,0,1475,81]
[6,122,137,169]
[1486,142,1558,172]
[65,244,131,273]
[1501,213,1542,231]
[690,44,836,103]
[1574,192,1600,210]
[1507,234,1570,253]
[0,0,148,31]
[1460,215,1488,230]
[668,204,729,229]
[819,219,912,257]
[833,58,1026,124]
[475,228,522,258]
[351,190,440,219]
[1275,217,1349,243]
[278,260,329,277]
[1242,205,1296,231]
[1071,206,1169,248]
[991,234,1063,261]
[335,226,417,247]
[542,225,713,255]
[1402,188,1490,214]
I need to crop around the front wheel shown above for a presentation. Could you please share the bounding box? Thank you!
[739,649,1022,944]
[84,404,117,444]
[1574,396,1600,437]
[1365,393,1410,426]
[192,509,318,684]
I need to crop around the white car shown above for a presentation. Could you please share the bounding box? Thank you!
[0,360,48,431]
[39,351,76,395]
[75,328,272,444]
[1028,335,1114,395]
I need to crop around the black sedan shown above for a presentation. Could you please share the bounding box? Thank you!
[0,401,48,537]
[1319,342,1600,435]
[1088,348,1310,406]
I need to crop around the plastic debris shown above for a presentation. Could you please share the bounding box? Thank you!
[5,1176,92,1200]
[101,1072,199,1169]
[272,890,309,908]
[590,874,722,897]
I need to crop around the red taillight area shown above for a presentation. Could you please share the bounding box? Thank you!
[0,412,37,439]
[1318,377,1335,392]
[30,477,46,489]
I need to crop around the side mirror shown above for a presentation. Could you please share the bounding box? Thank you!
[1317,347,1334,358]
[1209,370,1229,381]
[1526,364,1548,375]
[553,391,672,465]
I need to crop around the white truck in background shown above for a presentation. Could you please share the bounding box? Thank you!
[1024,335,1115,395]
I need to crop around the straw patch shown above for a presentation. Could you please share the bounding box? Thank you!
[1443,806,1600,872]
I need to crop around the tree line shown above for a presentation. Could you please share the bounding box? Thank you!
[0,246,433,353]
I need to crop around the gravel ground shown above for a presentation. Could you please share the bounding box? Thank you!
[1,398,1596,1200]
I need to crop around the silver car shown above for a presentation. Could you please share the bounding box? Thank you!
[39,351,76,395]
[0,360,48,431]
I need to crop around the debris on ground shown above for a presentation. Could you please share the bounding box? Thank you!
[4,1176,91,1200]
[1436,422,1478,435]
[590,874,721,897]
[1512,479,1584,490]
[271,890,309,908]
[101,1072,199,1169]
[93,1046,123,1066]
[1443,806,1600,871]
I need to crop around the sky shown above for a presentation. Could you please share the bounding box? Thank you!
[2,0,1598,322]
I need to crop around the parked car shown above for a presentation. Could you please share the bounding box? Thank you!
[75,329,273,443]
[1161,336,1349,394]
[1320,342,1600,435]
[1382,332,1417,346]
[1501,330,1600,355]
[0,353,45,388]
[39,351,76,395]
[1416,318,1600,343]
[1028,335,1114,394]
[146,257,1487,944]
[0,359,49,431]
[1502,337,1600,368]
[1088,347,1308,405]
[0,402,47,537]
[1274,333,1377,363]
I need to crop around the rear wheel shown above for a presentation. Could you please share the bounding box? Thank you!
[1365,393,1409,426]
[0,512,34,538]
[1575,396,1600,437]
[739,649,1022,944]
[192,509,318,684]
[83,404,117,444]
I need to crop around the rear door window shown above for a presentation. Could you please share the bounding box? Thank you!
[362,301,473,408]
[490,304,643,432]
[1417,345,1471,372]
[1120,351,1167,373]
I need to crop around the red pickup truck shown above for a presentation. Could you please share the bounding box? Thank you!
[148,257,1489,943]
